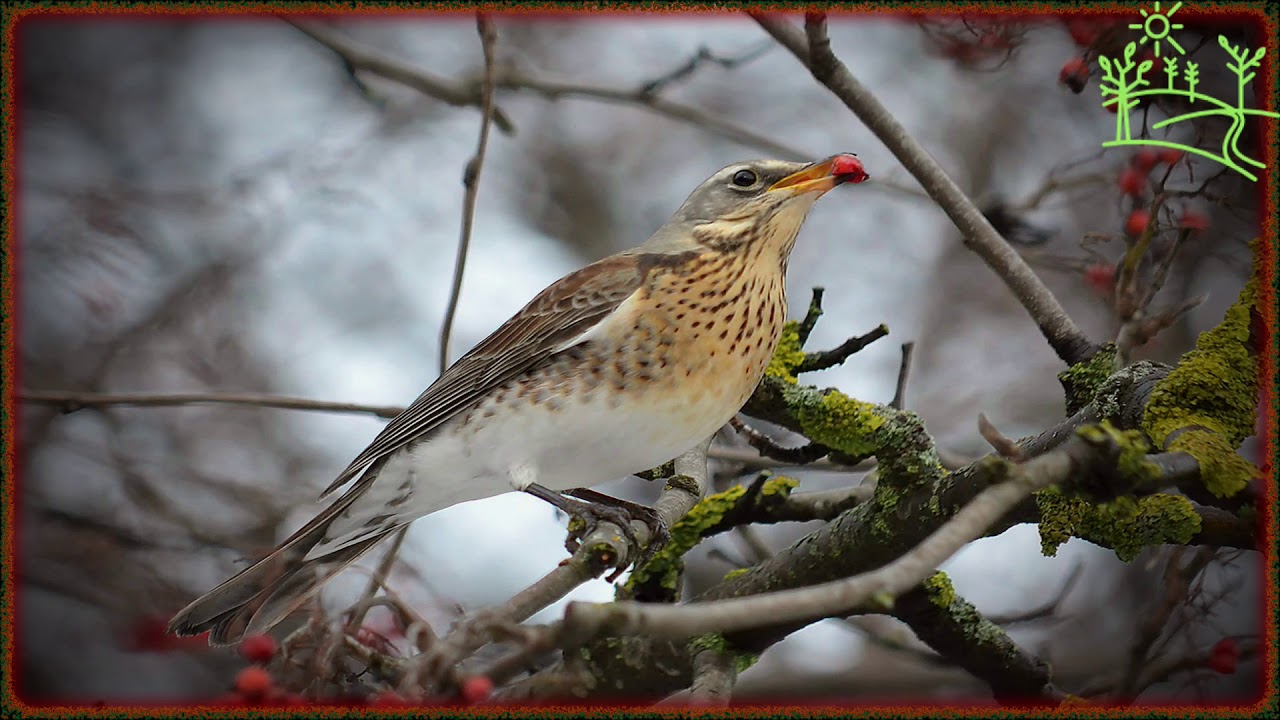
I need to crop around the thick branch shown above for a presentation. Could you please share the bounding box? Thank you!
[558,438,1122,644]
[893,586,1064,704]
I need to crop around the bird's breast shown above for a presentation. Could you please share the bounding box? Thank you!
[611,255,789,417]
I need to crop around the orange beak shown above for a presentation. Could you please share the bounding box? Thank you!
[769,154,869,195]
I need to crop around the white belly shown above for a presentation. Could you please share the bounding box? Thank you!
[307,380,733,558]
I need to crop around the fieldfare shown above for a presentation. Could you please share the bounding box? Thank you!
[168,153,869,644]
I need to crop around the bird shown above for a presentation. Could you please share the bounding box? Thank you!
[167,153,870,645]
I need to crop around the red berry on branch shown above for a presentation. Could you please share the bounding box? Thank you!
[239,634,276,665]
[1132,149,1159,173]
[1118,168,1145,197]
[1059,57,1089,93]
[235,667,274,702]
[1179,210,1210,231]
[460,675,494,704]
[1125,209,1151,237]
[1208,638,1238,674]
[1084,264,1115,296]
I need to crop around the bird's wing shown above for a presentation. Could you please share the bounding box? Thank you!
[318,252,651,498]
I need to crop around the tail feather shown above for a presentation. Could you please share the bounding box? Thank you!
[167,474,389,645]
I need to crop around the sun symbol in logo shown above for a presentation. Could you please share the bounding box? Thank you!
[1131,2,1187,56]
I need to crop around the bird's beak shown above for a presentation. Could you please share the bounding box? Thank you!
[769,154,870,195]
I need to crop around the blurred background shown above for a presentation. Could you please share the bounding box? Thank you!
[14,11,1265,704]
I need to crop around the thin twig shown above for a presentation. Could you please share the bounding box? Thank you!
[494,71,809,161]
[795,287,825,346]
[977,413,1023,462]
[707,444,867,471]
[439,16,499,373]
[890,341,915,410]
[751,12,1100,366]
[345,527,409,634]
[637,40,775,98]
[284,18,516,134]
[795,324,890,373]
[729,416,830,465]
[985,561,1083,625]
[1118,547,1218,697]
[17,389,405,419]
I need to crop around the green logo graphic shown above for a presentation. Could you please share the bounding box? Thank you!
[1100,2,1279,181]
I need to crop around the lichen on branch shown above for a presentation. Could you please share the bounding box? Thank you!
[1058,344,1118,415]
[623,476,799,602]
[1142,269,1260,498]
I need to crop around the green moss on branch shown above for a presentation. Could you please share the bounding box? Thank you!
[623,476,799,601]
[1058,344,1118,415]
[1142,274,1260,498]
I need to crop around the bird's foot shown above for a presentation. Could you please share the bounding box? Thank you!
[565,488,670,574]
[523,484,668,582]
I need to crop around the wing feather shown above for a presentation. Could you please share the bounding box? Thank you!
[318,253,648,498]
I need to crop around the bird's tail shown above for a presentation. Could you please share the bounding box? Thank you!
[167,475,391,646]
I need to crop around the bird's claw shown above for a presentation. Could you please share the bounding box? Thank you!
[562,489,669,582]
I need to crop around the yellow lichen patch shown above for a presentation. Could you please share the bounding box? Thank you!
[1057,344,1119,415]
[1035,488,1201,561]
[625,477,800,597]
[765,321,806,384]
[1143,273,1260,498]
[794,391,885,459]
[1075,420,1162,486]
[922,571,956,609]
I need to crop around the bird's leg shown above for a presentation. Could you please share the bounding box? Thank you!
[522,484,667,581]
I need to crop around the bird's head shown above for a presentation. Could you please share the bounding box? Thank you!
[644,154,869,257]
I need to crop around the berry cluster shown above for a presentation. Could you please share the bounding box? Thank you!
[212,633,494,706]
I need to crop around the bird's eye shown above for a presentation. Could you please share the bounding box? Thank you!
[731,169,758,187]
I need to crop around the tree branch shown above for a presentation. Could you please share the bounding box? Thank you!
[16,389,405,419]
[556,436,1142,645]
[439,14,499,372]
[284,18,517,134]
[688,645,737,706]
[795,323,890,373]
[750,12,1101,365]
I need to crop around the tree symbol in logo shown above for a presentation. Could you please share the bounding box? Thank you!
[1100,3,1279,181]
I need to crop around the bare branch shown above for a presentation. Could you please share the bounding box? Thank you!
[729,416,830,465]
[17,389,404,419]
[751,12,1100,366]
[284,18,516,134]
[707,444,869,471]
[890,341,915,410]
[439,15,499,372]
[977,412,1023,461]
[637,40,774,98]
[495,70,809,161]
[985,561,1083,625]
[795,287,825,346]
[345,527,409,634]
[795,323,890,373]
